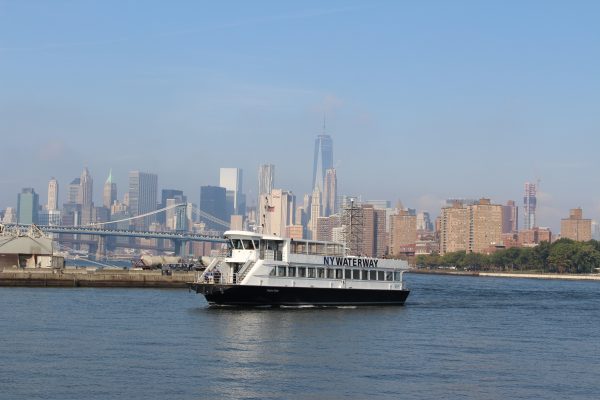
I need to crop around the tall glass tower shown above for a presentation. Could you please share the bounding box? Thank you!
[523,182,537,230]
[312,134,333,191]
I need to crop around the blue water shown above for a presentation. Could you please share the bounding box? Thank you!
[1,274,599,400]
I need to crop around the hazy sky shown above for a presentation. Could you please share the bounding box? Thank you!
[2,1,600,231]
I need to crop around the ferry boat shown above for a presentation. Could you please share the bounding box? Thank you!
[190,230,410,307]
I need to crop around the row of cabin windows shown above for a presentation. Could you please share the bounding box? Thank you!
[270,266,402,282]
[229,238,344,257]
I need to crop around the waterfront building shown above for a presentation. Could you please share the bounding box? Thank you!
[523,182,537,230]
[47,177,59,211]
[128,171,158,230]
[440,199,503,255]
[390,210,417,257]
[312,134,333,193]
[199,185,227,233]
[103,169,117,210]
[467,199,503,254]
[560,208,591,242]
[440,202,469,255]
[519,227,552,246]
[502,200,518,234]
[220,168,245,217]
[258,164,275,198]
[17,188,39,225]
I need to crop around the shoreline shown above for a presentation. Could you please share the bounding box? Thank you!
[407,269,600,281]
[0,268,196,288]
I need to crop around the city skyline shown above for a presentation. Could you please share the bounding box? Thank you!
[2,2,600,230]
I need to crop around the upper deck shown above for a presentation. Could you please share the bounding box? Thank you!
[224,230,345,263]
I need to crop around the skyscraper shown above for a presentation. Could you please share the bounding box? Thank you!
[308,187,322,239]
[523,182,537,230]
[103,169,117,209]
[502,200,518,234]
[17,188,39,225]
[128,171,158,230]
[199,185,227,232]
[323,168,337,217]
[79,167,93,207]
[159,189,185,225]
[258,164,275,197]
[220,168,245,216]
[259,189,296,237]
[47,177,59,211]
[79,167,94,224]
[67,178,80,204]
[312,134,333,191]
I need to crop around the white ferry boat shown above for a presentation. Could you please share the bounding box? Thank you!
[191,230,410,307]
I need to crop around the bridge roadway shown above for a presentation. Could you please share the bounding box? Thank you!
[4,224,226,256]
[32,225,226,243]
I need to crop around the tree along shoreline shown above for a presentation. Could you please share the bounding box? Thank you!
[415,238,600,274]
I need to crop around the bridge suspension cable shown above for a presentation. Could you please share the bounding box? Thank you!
[87,202,231,230]
[88,203,187,227]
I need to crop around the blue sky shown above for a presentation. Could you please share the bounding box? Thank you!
[1,0,600,231]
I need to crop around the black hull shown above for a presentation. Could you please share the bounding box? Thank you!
[191,284,410,306]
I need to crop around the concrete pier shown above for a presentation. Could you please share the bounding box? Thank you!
[0,268,196,288]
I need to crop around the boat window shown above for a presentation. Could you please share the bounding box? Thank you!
[385,271,393,281]
[294,241,306,254]
[378,271,385,281]
[326,269,334,279]
[298,267,306,277]
[288,267,296,277]
[269,267,276,276]
[352,269,360,280]
[231,239,244,250]
[345,269,352,279]
[394,271,402,281]
[361,270,369,280]
[253,240,259,249]
[277,266,287,277]
[336,269,343,279]
[317,268,325,278]
[242,240,254,250]
[307,267,315,278]
[315,243,325,255]
[369,270,377,280]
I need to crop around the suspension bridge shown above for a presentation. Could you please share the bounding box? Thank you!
[3,203,232,257]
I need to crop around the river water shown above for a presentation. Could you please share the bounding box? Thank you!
[1,274,598,400]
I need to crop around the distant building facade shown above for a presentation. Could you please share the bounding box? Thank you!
[502,200,518,234]
[17,188,39,225]
[47,177,59,211]
[199,185,227,233]
[561,208,591,241]
[523,182,537,230]
[389,210,417,257]
[312,134,333,193]
[128,171,158,230]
